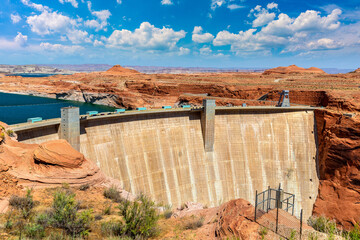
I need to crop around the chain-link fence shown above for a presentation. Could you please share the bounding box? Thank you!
[255,184,304,239]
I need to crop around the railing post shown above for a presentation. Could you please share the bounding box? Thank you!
[267,186,270,212]
[255,190,258,222]
[292,195,295,216]
[300,209,303,240]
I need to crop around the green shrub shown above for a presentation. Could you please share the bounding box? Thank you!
[50,189,93,236]
[104,186,124,203]
[6,129,14,137]
[308,216,339,236]
[103,204,112,215]
[259,226,268,239]
[163,204,172,219]
[79,183,90,191]
[183,215,204,230]
[24,223,45,239]
[101,221,124,237]
[117,193,160,238]
[36,212,51,228]
[343,223,360,240]
[9,189,35,219]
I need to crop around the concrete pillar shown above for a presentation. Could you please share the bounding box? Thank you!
[60,107,80,151]
[201,99,216,152]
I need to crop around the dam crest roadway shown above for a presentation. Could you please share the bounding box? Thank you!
[11,101,320,221]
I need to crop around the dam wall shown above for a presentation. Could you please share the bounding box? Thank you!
[13,106,319,219]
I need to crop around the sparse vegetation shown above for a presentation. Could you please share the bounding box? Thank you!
[24,223,45,239]
[6,129,14,137]
[183,215,204,230]
[103,204,112,215]
[289,229,297,240]
[163,204,173,219]
[79,183,90,191]
[9,189,35,219]
[104,186,124,203]
[308,216,340,237]
[49,189,93,236]
[259,226,268,239]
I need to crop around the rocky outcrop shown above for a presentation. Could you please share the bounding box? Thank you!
[104,65,139,75]
[313,110,360,230]
[263,65,326,75]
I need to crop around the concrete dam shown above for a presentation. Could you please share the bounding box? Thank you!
[11,101,319,220]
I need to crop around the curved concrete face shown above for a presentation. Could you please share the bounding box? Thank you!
[79,110,318,219]
[16,109,318,220]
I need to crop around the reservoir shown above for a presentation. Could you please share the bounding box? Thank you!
[0,92,115,124]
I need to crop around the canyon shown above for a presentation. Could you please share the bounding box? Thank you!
[1,64,360,233]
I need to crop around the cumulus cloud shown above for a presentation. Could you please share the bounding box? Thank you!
[211,0,244,10]
[40,42,84,54]
[107,22,186,52]
[161,0,173,5]
[93,39,104,46]
[192,26,214,43]
[26,11,77,35]
[200,46,212,55]
[85,2,111,31]
[213,7,344,54]
[178,47,190,55]
[59,0,78,8]
[250,5,276,28]
[14,32,28,47]
[267,2,278,10]
[307,38,343,50]
[11,13,22,24]
[116,0,122,3]
[0,32,28,50]
[66,29,92,44]
[20,0,50,12]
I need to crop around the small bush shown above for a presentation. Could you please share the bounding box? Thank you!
[61,182,70,189]
[79,183,90,191]
[183,215,204,230]
[117,193,160,238]
[308,216,339,236]
[103,204,112,215]
[163,204,173,219]
[104,186,123,203]
[24,223,45,239]
[6,129,14,137]
[50,189,93,236]
[5,219,13,230]
[9,189,35,219]
[343,223,360,240]
[36,213,51,228]
[259,226,268,239]
[101,221,124,237]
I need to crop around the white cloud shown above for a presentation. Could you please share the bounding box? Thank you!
[227,4,244,10]
[40,42,84,54]
[14,32,28,47]
[213,6,345,55]
[267,2,278,10]
[192,26,214,43]
[161,0,173,5]
[211,0,225,10]
[178,47,190,55]
[307,38,343,50]
[26,11,77,35]
[250,5,276,28]
[0,33,28,50]
[66,29,92,44]
[116,0,122,3]
[59,0,78,8]
[107,22,186,51]
[20,0,50,12]
[85,2,111,31]
[11,13,22,24]
[200,46,212,55]
[93,40,104,46]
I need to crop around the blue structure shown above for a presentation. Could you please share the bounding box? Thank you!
[242,103,247,107]
[27,117,42,123]
[136,107,147,111]
[162,106,172,109]
[115,109,126,113]
[86,111,98,116]
[182,105,191,108]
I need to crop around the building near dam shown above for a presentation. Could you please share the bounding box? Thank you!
[11,98,319,220]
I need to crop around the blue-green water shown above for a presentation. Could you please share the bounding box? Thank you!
[6,73,67,77]
[0,92,115,124]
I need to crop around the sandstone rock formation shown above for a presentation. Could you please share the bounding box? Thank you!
[263,65,326,75]
[103,64,140,75]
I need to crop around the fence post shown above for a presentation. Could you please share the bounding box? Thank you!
[300,209,303,240]
[267,186,270,212]
[276,187,279,233]
[255,190,258,222]
[292,195,295,216]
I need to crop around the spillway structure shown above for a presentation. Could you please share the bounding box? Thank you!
[11,100,319,220]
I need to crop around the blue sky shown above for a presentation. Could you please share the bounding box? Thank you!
[0,0,359,68]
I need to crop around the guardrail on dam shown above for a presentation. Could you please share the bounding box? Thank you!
[11,101,319,220]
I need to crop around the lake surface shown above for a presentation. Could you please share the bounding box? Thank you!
[6,73,68,78]
[0,92,115,124]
